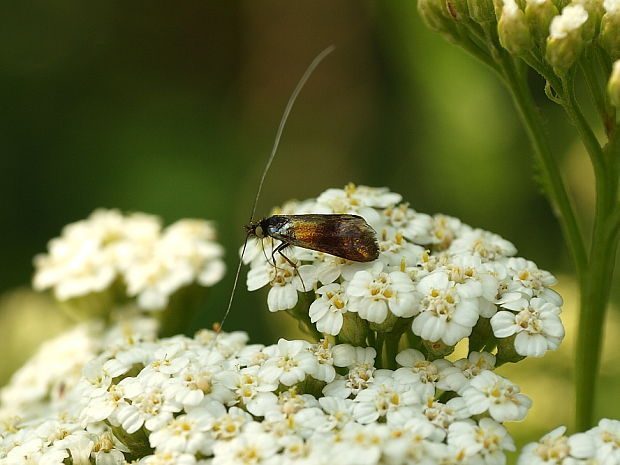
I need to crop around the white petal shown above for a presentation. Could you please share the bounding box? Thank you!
[515,332,547,357]
[247,264,271,291]
[418,271,449,294]
[309,299,329,322]
[568,432,595,459]
[412,312,446,342]
[452,302,479,327]
[442,322,470,346]
[491,311,518,338]
[347,271,374,297]
[267,284,298,311]
[395,349,425,367]
[332,345,357,367]
[389,292,418,317]
[540,312,565,338]
[359,299,388,323]
[317,262,342,284]
[294,264,318,291]
[316,311,344,336]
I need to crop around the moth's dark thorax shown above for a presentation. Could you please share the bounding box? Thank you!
[262,215,292,240]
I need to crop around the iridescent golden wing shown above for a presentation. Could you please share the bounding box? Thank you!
[264,214,379,262]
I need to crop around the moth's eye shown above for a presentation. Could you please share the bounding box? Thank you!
[255,225,264,238]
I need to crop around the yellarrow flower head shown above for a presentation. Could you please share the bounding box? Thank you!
[244,184,565,362]
[1,329,529,465]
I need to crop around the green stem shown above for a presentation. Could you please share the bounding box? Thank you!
[385,332,401,369]
[609,204,620,242]
[500,57,588,276]
[367,330,376,349]
[455,30,500,71]
[561,77,610,216]
[606,124,620,201]
[500,56,616,429]
[561,73,619,429]
[575,132,620,430]
[576,221,618,429]
[405,329,423,351]
[580,54,609,133]
[523,52,563,95]
[376,332,385,368]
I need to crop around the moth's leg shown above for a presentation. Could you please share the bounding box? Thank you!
[273,242,307,293]
[262,238,276,267]
[266,239,283,284]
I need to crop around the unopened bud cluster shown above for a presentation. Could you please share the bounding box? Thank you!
[418,0,620,108]
[245,184,565,363]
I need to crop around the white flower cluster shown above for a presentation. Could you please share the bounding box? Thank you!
[33,209,226,310]
[0,317,158,422]
[0,331,528,465]
[245,184,564,358]
[518,420,620,464]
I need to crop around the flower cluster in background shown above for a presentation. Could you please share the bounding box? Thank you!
[33,209,226,312]
[0,330,531,465]
[244,184,565,362]
[518,419,620,464]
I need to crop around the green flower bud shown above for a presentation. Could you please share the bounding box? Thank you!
[525,0,560,44]
[499,0,534,55]
[546,4,589,73]
[608,60,620,108]
[492,0,505,21]
[468,317,495,352]
[446,0,471,21]
[418,0,461,42]
[338,312,368,346]
[495,334,526,364]
[468,0,497,23]
[573,0,604,41]
[553,0,571,9]
[601,1,620,58]
[422,338,455,359]
[369,312,399,333]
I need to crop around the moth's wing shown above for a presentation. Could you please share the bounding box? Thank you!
[278,214,379,262]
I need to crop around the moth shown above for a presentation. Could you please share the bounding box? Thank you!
[246,214,379,263]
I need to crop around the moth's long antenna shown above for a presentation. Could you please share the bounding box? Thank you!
[216,45,335,334]
[216,230,250,333]
[248,44,335,224]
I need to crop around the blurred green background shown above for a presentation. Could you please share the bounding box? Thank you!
[0,0,618,459]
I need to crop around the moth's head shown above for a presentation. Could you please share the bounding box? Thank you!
[246,220,266,239]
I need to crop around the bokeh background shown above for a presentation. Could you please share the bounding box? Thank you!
[1,1,618,461]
